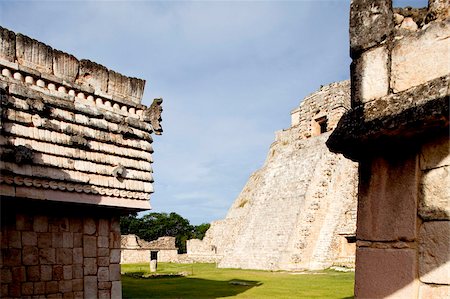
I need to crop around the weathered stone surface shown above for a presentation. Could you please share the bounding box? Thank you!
[327,76,449,160]
[16,34,53,74]
[351,46,389,105]
[39,248,56,264]
[53,50,79,82]
[349,0,393,56]
[357,154,418,241]
[109,264,121,281]
[420,135,450,170]
[22,231,37,246]
[355,247,418,298]
[111,281,122,298]
[426,0,450,22]
[33,216,48,232]
[83,257,97,275]
[419,221,450,284]
[41,265,53,281]
[98,267,109,282]
[391,21,450,93]
[0,26,16,62]
[419,283,450,299]
[76,59,108,93]
[83,235,97,257]
[22,246,39,265]
[419,166,450,220]
[83,276,97,299]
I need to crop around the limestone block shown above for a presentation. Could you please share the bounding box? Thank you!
[349,0,393,56]
[72,265,83,279]
[53,50,79,82]
[1,268,12,283]
[52,265,64,281]
[27,265,41,281]
[98,247,109,257]
[109,263,121,281]
[45,281,59,294]
[16,214,33,231]
[76,59,108,93]
[98,236,109,248]
[98,219,110,236]
[419,221,450,284]
[22,282,34,296]
[39,248,56,264]
[0,26,16,62]
[84,276,98,299]
[83,236,97,257]
[391,22,450,93]
[355,247,418,298]
[22,246,39,265]
[98,267,110,282]
[351,46,389,105]
[110,249,121,264]
[52,232,63,248]
[33,215,48,232]
[108,70,144,105]
[22,231,37,246]
[59,280,72,293]
[72,278,83,292]
[420,135,450,170]
[11,266,26,282]
[419,166,450,220]
[357,155,418,241]
[83,258,97,275]
[16,34,53,74]
[63,265,72,280]
[111,281,122,299]
[99,289,111,299]
[62,232,73,248]
[83,218,96,235]
[73,233,82,247]
[41,265,52,281]
[8,282,21,297]
[34,281,45,295]
[419,284,450,299]
[2,248,20,266]
[73,248,83,264]
[7,230,21,248]
[37,234,51,250]
[98,256,109,267]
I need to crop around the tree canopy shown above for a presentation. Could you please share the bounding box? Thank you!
[120,212,210,253]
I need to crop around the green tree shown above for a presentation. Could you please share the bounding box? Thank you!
[120,212,208,254]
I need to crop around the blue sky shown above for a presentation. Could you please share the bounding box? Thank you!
[0,0,427,224]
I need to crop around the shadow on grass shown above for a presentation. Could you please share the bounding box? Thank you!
[122,275,261,299]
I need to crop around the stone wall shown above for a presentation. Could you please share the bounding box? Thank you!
[120,235,178,263]
[328,1,449,298]
[187,81,358,271]
[1,200,122,299]
[0,27,162,299]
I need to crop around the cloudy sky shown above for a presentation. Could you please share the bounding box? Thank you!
[0,0,426,224]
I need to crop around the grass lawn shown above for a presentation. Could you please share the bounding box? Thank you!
[121,263,354,299]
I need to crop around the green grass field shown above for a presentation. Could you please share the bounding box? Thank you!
[121,263,354,299]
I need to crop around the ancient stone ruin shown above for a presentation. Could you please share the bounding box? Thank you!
[120,235,178,264]
[327,0,449,298]
[187,80,359,271]
[0,27,162,298]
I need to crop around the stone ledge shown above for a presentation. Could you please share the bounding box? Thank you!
[327,75,449,160]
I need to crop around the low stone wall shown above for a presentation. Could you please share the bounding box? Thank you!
[120,235,179,263]
[0,200,122,299]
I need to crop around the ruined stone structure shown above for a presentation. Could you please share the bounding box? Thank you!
[187,80,358,271]
[120,235,178,264]
[327,1,449,298]
[0,27,162,298]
